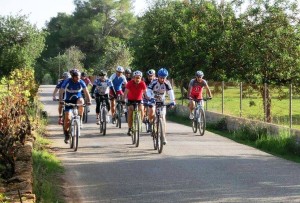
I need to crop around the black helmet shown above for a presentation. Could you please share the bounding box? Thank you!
[70,69,80,77]
[81,72,87,77]
[125,68,132,74]
[99,70,107,76]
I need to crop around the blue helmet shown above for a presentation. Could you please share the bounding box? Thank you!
[157,68,168,77]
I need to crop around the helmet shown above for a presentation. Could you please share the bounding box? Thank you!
[147,69,156,76]
[116,66,124,73]
[125,68,132,74]
[99,70,107,76]
[157,68,168,77]
[133,70,143,77]
[70,69,81,77]
[81,72,86,77]
[196,71,204,77]
[62,72,71,79]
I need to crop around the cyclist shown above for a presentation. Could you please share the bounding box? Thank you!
[91,70,116,125]
[147,68,175,145]
[59,69,92,144]
[144,69,156,86]
[122,68,132,92]
[52,72,71,124]
[142,69,157,131]
[81,72,93,113]
[124,70,147,136]
[187,71,212,119]
[109,66,127,124]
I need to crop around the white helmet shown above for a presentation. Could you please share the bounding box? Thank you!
[116,66,124,73]
[133,70,143,77]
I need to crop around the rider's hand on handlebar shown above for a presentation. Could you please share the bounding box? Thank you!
[53,96,57,101]
[59,101,65,105]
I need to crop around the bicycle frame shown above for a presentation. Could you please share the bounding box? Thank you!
[192,98,207,136]
[64,103,85,151]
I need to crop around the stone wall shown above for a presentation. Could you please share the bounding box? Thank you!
[3,138,36,203]
[173,105,300,139]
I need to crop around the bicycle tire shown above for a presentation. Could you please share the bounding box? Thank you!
[73,119,79,151]
[118,104,122,128]
[157,118,164,154]
[152,122,157,150]
[102,107,107,135]
[198,108,206,136]
[69,119,74,149]
[192,108,198,133]
[134,112,140,147]
[125,111,128,123]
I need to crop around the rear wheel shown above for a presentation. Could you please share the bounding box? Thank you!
[69,119,74,148]
[157,118,164,154]
[134,112,140,147]
[102,107,107,135]
[198,108,206,136]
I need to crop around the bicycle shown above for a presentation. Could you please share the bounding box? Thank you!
[64,103,85,151]
[82,97,89,123]
[115,95,123,128]
[97,95,108,135]
[130,101,142,147]
[191,98,210,136]
[151,101,170,154]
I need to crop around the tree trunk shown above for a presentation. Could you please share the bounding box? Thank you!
[261,84,272,123]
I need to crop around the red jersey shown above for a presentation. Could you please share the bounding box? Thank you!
[126,80,147,101]
[189,79,208,99]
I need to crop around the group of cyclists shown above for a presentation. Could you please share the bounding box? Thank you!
[53,66,212,145]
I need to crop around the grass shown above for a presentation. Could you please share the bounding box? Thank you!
[33,119,65,203]
[173,83,300,129]
[167,109,300,164]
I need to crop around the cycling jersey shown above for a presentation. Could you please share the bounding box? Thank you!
[126,80,147,101]
[61,78,87,101]
[82,77,92,86]
[93,79,113,95]
[109,73,127,91]
[147,79,175,102]
[56,79,66,89]
[189,79,208,99]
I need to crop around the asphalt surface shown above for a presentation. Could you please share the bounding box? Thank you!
[39,85,300,203]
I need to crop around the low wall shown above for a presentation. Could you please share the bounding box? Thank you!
[173,105,300,138]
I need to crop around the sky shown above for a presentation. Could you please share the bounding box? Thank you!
[0,0,148,29]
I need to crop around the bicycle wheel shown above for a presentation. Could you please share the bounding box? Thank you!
[192,108,198,133]
[156,118,164,154]
[152,122,157,150]
[73,119,80,151]
[83,106,88,123]
[102,107,107,135]
[117,104,122,128]
[134,112,140,147]
[198,108,206,136]
[69,119,74,149]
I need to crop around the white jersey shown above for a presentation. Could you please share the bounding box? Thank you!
[146,79,175,102]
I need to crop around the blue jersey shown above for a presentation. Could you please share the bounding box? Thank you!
[109,73,127,91]
[61,78,87,101]
[93,79,113,95]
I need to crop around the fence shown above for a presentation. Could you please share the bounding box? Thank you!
[176,81,300,130]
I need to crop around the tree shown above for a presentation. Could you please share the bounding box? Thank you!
[0,14,46,76]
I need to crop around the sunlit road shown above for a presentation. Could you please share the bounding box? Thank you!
[39,85,300,203]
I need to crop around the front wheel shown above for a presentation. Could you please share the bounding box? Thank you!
[83,106,88,123]
[156,118,164,154]
[198,108,206,136]
[152,122,157,150]
[73,119,80,151]
[134,113,140,147]
[102,107,107,135]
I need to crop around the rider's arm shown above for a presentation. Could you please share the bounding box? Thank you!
[187,79,193,98]
[59,88,64,103]
[52,88,59,99]
[205,85,212,98]
[83,88,92,104]
[91,84,96,95]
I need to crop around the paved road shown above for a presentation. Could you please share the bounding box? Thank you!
[39,85,300,203]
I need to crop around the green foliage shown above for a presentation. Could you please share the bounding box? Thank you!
[0,14,46,76]
[0,68,38,179]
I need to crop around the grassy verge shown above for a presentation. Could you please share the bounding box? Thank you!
[167,110,300,163]
[33,119,65,203]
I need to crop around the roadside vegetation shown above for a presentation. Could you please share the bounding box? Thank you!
[167,110,300,163]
